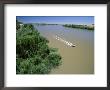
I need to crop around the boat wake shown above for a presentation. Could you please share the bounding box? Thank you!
[53,35,76,47]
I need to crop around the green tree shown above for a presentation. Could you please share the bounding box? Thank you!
[16,21,62,74]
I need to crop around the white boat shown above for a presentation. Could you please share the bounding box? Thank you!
[54,35,76,47]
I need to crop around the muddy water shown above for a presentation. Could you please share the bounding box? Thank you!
[35,25,94,74]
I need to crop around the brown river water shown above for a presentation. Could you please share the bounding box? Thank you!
[35,25,94,74]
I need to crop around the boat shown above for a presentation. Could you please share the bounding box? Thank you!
[54,35,76,47]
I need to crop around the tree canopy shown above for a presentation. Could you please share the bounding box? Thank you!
[16,20,62,74]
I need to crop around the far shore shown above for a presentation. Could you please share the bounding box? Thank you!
[33,23,94,30]
[63,24,94,30]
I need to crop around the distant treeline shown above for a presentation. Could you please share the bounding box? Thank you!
[63,24,94,30]
[33,23,59,26]
[16,20,62,74]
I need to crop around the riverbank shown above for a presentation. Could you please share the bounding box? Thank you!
[16,21,62,74]
[63,24,94,30]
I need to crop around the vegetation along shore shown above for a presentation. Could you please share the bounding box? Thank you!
[16,20,62,74]
[63,24,94,30]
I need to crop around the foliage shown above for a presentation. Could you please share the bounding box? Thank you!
[16,21,62,74]
[63,24,94,30]
[16,20,23,30]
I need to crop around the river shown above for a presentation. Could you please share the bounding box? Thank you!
[35,25,94,74]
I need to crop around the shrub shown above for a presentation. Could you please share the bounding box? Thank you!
[16,21,62,74]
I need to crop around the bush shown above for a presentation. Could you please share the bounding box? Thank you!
[16,21,62,74]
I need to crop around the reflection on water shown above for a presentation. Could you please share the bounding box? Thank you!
[35,25,94,74]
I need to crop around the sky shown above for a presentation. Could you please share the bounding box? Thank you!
[17,16,94,25]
